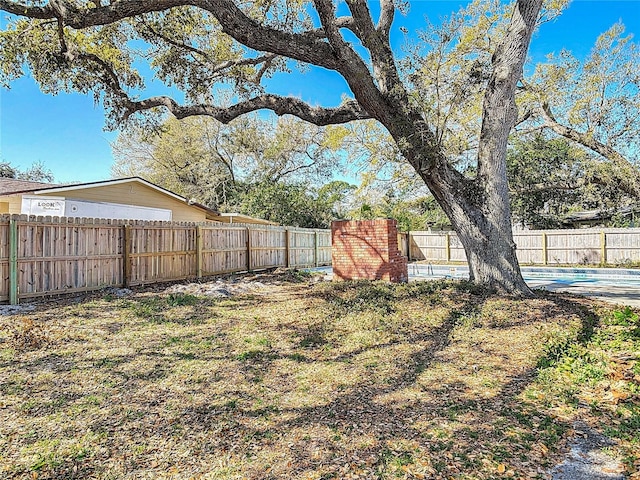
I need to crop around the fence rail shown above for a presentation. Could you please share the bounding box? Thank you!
[408,228,640,265]
[1,215,331,304]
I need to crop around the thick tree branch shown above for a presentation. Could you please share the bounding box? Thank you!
[125,94,371,126]
[0,0,52,18]
[63,46,361,128]
[538,102,640,197]
[539,103,627,164]
[0,0,341,70]
[206,0,340,70]
[311,16,357,37]
[344,0,401,93]
[0,0,189,25]
[312,0,347,48]
[377,0,394,38]
[310,0,387,118]
[311,0,407,133]
[142,21,279,76]
[344,0,376,42]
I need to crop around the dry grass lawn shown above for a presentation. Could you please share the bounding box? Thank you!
[1,271,639,479]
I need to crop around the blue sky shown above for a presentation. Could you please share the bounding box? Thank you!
[0,0,639,184]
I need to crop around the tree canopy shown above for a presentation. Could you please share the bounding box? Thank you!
[506,134,640,229]
[0,161,54,182]
[112,114,347,210]
[112,114,352,227]
[522,22,640,196]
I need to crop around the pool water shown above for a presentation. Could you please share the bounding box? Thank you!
[408,264,640,287]
[309,265,640,287]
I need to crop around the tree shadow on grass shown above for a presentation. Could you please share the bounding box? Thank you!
[0,282,609,480]
[191,288,490,478]
[216,290,604,479]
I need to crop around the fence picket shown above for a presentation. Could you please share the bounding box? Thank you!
[0,215,332,303]
[408,229,640,265]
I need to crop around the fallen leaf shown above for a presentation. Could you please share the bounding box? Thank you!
[611,390,629,404]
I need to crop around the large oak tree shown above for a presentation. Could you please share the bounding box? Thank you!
[0,0,547,294]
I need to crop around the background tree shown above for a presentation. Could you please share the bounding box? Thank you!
[507,135,582,229]
[0,161,54,182]
[522,23,640,196]
[112,116,245,208]
[239,182,335,228]
[113,114,351,227]
[507,134,640,229]
[0,0,550,294]
[402,2,639,182]
[112,114,347,211]
[317,180,358,221]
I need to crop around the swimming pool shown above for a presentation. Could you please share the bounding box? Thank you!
[407,264,640,287]
[307,264,640,306]
[309,264,640,287]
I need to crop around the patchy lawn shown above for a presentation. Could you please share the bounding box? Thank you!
[0,272,638,479]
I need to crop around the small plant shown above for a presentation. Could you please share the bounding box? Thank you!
[130,298,165,318]
[610,307,640,338]
[167,292,199,307]
[236,349,271,361]
[277,268,312,282]
[611,307,639,327]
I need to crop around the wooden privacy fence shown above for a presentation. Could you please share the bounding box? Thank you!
[1,215,331,304]
[408,228,640,265]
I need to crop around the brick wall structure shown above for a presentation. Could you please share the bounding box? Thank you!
[331,219,408,283]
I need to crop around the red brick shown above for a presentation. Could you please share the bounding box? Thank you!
[331,219,407,283]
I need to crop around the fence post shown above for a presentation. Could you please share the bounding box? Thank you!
[123,225,132,288]
[600,230,606,264]
[445,233,451,262]
[9,217,18,305]
[285,229,291,268]
[407,232,412,262]
[314,230,319,267]
[246,227,252,272]
[542,232,548,265]
[196,225,203,278]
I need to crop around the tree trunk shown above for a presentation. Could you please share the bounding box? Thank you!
[423,167,532,295]
[447,200,531,294]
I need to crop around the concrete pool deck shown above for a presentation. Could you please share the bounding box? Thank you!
[312,265,640,307]
[412,264,640,307]
[526,279,640,307]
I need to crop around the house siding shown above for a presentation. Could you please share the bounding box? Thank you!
[5,195,22,215]
[1,182,207,222]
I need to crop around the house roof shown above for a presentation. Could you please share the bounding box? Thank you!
[0,176,220,219]
[0,177,61,195]
[210,213,279,225]
[562,205,640,225]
